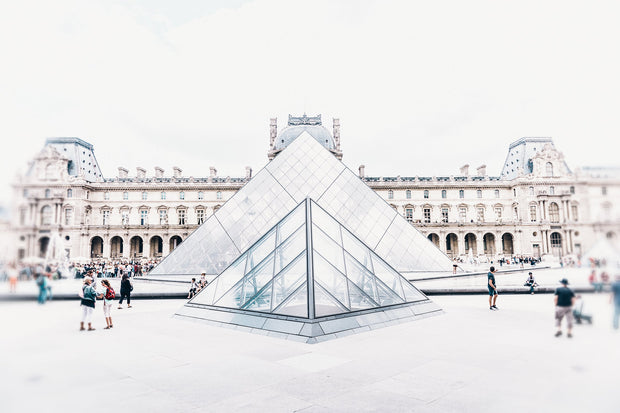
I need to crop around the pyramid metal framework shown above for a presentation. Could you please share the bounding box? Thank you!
[176,198,442,343]
[149,132,453,278]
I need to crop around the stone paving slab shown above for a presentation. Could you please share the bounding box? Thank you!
[1,292,618,412]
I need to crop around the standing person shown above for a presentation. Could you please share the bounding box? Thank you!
[36,274,48,304]
[101,279,115,329]
[611,274,620,330]
[488,266,499,310]
[8,263,18,293]
[118,274,132,309]
[554,278,576,338]
[80,277,102,331]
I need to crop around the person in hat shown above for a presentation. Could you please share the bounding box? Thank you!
[554,278,576,338]
[487,266,499,310]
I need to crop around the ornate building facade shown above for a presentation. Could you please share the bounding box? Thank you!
[9,115,620,263]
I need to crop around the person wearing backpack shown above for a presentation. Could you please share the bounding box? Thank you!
[101,279,115,329]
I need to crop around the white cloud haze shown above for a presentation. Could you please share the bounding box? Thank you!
[1,0,618,208]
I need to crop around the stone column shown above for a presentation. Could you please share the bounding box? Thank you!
[476,232,484,256]
[495,234,503,256]
[163,235,171,257]
[103,236,111,259]
[439,232,447,254]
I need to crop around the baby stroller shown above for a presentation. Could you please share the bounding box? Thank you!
[573,297,593,324]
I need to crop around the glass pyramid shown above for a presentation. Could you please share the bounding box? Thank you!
[150,131,453,277]
[190,199,427,319]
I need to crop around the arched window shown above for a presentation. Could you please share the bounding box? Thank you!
[406,190,411,199]
[529,186,534,196]
[459,190,464,199]
[550,232,562,248]
[41,206,53,225]
[495,189,500,198]
[549,202,560,223]
[549,186,555,195]
[423,190,429,199]
[388,190,394,199]
[546,162,553,176]
[67,189,73,198]
[477,189,482,198]
[441,190,447,199]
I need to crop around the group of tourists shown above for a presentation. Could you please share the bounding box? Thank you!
[487,266,620,336]
[187,272,208,299]
[78,271,134,331]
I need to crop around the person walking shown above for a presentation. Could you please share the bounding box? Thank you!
[554,278,576,338]
[80,277,102,331]
[488,266,499,310]
[118,274,132,309]
[611,274,620,330]
[101,279,115,329]
[36,274,48,304]
[8,263,18,293]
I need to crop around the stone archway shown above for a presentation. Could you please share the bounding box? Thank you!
[38,237,50,258]
[427,233,440,248]
[110,236,123,258]
[483,233,496,256]
[90,236,104,258]
[502,233,514,255]
[150,235,163,258]
[130,236,143,258]
[464,233,477,254]
[446,233,459,257]
[170,235,182,252]
[550,232,562,258]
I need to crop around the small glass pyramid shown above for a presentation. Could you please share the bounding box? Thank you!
[190,199,426,319]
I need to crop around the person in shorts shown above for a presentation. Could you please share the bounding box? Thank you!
[554,278,576,338]
[488,266,499,310]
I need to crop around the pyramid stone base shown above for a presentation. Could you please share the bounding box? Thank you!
[174,300,443,344]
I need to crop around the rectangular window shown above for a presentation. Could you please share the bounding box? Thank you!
[441,208,448,223]
[64,208,73,226]
[198,192,204,200]
[459,207,466,222]
[123,191,129,200]
[102,210,110,225]
[161,192,166,200]
[104,192,110,200]
[140,210,148,226]
[197,209,205,225]
[142,192,148,200]
[477,190,482,198]
[494,207,502,220]
[602,187,607,195]
[178,210,186,225]
[571,205,578,221]
[19,208,27,225]
[529,186,534,196]
[459,190,464,199]
[180,192,185,200]
[159,210,167,224]
[477,207,484,222]
[530,205,537,222]
[423,208,431,223]
[405,208,413,223]
[495,189,500,198]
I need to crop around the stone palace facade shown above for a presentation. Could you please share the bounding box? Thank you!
[9,114,619,263]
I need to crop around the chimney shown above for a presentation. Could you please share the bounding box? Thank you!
[172,167,182,178]
[118,167,128,178]
[477,165,487,176]
[154,167,164,178]
[358,165,365,178]
[245,166,252,179]
[136,167,146,179]
[460,164,469,176]
[333,118,341,150]
[209,166,217,178]
[270,118,277,148]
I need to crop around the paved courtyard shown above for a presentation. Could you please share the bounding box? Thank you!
[1,289,618,412]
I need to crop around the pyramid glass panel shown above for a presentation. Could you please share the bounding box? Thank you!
[245,229,277,274]
[313,253,350,309]
[277,202,306,245]
[272,252,307,310]
[371,255,406,300]
[274,225,306,273]
[312,224,345,274]
[273,284,308,318]
[310,203,342,245]
[374,279,404,306]
[240,254,275,306]
[209,257,246,305]
[347,279,378,311]
[214,280,244,308]
[314,283,348,317]
[342,229,374,272]
[243,282,273,313]
[344,252,378,303]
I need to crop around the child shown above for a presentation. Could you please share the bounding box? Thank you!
[188,278,197,299]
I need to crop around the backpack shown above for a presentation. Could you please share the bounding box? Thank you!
[105,287,116,300]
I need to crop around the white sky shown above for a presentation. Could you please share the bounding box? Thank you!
[1,0,619,210]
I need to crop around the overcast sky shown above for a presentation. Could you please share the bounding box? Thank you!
[1,0,618,210]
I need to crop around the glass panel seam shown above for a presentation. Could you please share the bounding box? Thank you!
[315,280,349,311]
[271,282,306,314]
[265,168,299,204]
[316,167,346,202]
[372,212,398,250]
[306,199,316,319]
